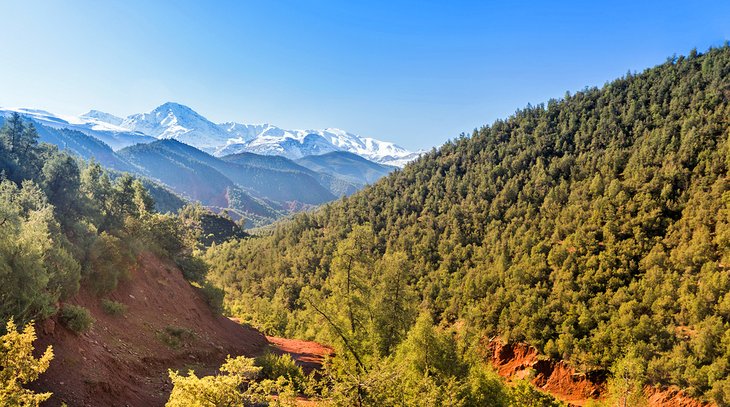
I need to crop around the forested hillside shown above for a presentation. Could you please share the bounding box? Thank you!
[205,46,730,405]
[0,111,231,329]
[0,110,284,405]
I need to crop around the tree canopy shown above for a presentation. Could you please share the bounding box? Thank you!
[205,46,730,404]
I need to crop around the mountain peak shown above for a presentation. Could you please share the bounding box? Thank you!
[22,102,421,166]
[80,110,124,126]
[120,102,229,152]
[153,102,197,115]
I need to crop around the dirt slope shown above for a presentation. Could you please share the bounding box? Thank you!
[484,338,712,407]
[266,336,333,375]
[31,252,268,407]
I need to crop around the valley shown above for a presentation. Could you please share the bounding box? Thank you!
[0,7,729,406]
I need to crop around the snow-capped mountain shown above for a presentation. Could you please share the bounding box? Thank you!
[108,102,420,166]
[0,107,155,150]
[218,122,272,144]
[120,102,232,152]
[1,102,422,167]
[80,110,124,127]
[217,127,420,166]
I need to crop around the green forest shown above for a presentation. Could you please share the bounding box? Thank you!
[3,46,730,406]
[0,111,219,329]
[0,111,557,405]
[203,46,730,405]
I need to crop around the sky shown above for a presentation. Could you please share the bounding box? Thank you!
[1,1,729,151]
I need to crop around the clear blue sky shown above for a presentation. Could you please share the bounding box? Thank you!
[1,1,728,150]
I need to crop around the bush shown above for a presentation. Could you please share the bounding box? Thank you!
[157,325,195,349]
[84,232,135,295]
[255,352,305,391]
[176,255,208,284]
[0,319,53,406]
[0,319,54,406]
[144,213,189,257]
[100,299,127,316]
[167,356,266,406]
[198,281,224,314]
[508,380,563,406]
[59,304,94,334]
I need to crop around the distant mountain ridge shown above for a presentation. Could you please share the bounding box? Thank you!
[0,107,156,150]
[0,104,402,226]
[296,151,397,185]
[1,102,422,167]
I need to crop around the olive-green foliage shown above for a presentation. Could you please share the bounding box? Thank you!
[509,381,564,407]
[320,312,557,406]
[166,355,266,407]
[0,115,212,327]
[179,203,247,247]
[144,212,193,257]
[0,319,54,406]
[100,299,127,316]
[603,348,648,407]
[204,47,730,403]
[198,282,225,315]
[255,352,305,391]
[157,325,195,349]
[84,232,135,295]
[58,304,94,334]
[176,255,209,284]
[0,179,78,326]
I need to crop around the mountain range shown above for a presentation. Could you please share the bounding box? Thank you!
[0,103,408,226]
[5,102,421,167]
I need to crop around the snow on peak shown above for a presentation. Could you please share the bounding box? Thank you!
[4,102,423,166]
[216,124,421,166]
[81,110,123,125]
[119,102,231,151]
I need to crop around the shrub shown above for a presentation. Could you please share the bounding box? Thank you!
[255,352,305,391]
[198,281,224,314]
[508,380,563,406]
[167,356,266,406]
[157,325,195,349]
[175,255,208,284]
[100,299,127,316]
[84,232,135,295]
[58,304,94,334]
[144,213,188,256]
[0,319,54,406]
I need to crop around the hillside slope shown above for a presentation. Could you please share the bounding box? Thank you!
[31,252,268,406]
[295,151,396,185]
[222,152,361,197]
[118,140,283,225]
[205,46,730,404]
[151,140,336,205]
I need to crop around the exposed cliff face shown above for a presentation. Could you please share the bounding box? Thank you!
[485,339,604,405]
[31,252,268,407]
[484,339,711,407]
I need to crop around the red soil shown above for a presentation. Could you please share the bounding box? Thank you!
[484,338,713,407]
[485,339,603,405]
[30,252,268,407]
[645,386,710,407]
[265,336,333,374]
